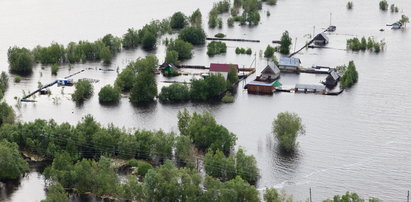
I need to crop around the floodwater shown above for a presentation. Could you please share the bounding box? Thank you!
[1,0,411,201]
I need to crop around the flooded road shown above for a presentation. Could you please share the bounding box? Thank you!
[1,0,411,201]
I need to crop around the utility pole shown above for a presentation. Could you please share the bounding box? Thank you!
[294,37,298,53]
[309,187,312,202]
[407,190,409,202]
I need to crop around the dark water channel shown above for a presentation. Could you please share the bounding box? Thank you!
[1,0,411,201]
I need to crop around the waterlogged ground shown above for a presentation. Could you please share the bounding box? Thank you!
[1,0,411,201]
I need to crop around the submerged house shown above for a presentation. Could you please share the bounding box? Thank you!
[279,57,301,72]
[257,61,280,81]
[313,33,329,45]
[246,61,280,94]
[323,70,340,87]
[391,22,403,29]
[57,78,73,86]
[209,63,239,79]
[160,63,179,76]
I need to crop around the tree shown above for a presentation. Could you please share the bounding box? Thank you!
[323,191,380,202]
[264,45,276,58]
[227,65,239,87]
[207,41,227,56]
[400,15,409,27]
[175,135,195,166]
[115,66,135,92]
[204,176,260,202]
[0,102,15,126]
[235,148,259,184]
[177,108,191,137]
[129,71,157,103]
[41,183,68,202]
[178,27,206,45]
[170,12,188,29]
[141,31,157,50]
[122,28,139,49]
[72,80,93,102]
[190,74,227,100]
[190,9,202,27]
[279,31,292,54]
[379,0,388,11]
[0,140,29,180]
[0,72,9,99]
[347,2,353,9]
[340,61,358,88]
[204,149,236,181]
[167,39,193,60]
[100,46,112,64]
[165,50,180,65]
[51,64,59,75]
[272,112,305,152]
[98,85,120,103]
[159,83,190,103]
[8,46,34,74]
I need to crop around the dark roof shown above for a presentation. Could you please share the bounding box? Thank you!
[210,63,239,73]
[314,33,329,42]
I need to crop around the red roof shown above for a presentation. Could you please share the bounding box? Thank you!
[209,63,238,73]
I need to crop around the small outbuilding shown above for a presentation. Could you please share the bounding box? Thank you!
[246,81,276,94]
[279,57,301,72]
[323,70,340,87]
[313,33,329,45]
[209,63,239,79]
[160,63,179,76]
[257,61,280,81]
[57,78,73,86]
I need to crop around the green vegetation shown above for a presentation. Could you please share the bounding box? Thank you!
[207,41,227,56]
[98,85,121,103]
[264,188,294,202]
[390,4,399,13]
[323,191,381,202]
[272,112,305,152]
[72,80,93,102]
[178,110,237,154]
[165,50,180,65]
[130,70,157,103]
[190,9,202,27]
[122,28,139,49]
[221,92,235,103]
[236,47,246,54]
[347,1,353,9]
[246,48,252,54]
[141,31,157,50]
[0,140,29,180]
[115,66,135,92]
[159,83,190,103]
[204,148,259,184]
[51,64,59,75]
[8,47,34,74]
[0,72,8,99]
[41,183,68,202]
[227,65,239,87]
[347,37,384,53]
[379,0,388,11]
[32,43,66,64]
[400,15,409,27]
[167,39,193,60]
[178,26,206,45]
[227,17,235,27]
[100,46,112,64]
[339,61,358,89]
[14,76,21,83]
[190,74,227,101]
[266,0,277,5]
[279,31,292,54]
[170,12,188,29]
[264,45,276,58]
[236,47,253,55]
[214,33,226,38]
[209,0,231,28]
[0,102,16,126]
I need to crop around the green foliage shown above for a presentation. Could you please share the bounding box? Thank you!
[0,140,29,180]
[0,102,16,126]
[178,26,206,45]
[51,64,59,75]
[8,46,34,74]
[347,1,353,9]
[272,112,305,152]
[246,48,252,55]
[165,50,180,65]
[379,0,388,11]
[167,39,193,60]
[122,28,139,49]
[227,65,239,87]
[136,160,153,177]
[227,17,235,27]
[215,33,226,38]
[207,41,227,56]
[14,76,21,83]
[209,12,218,28]
[264,45,276,58]
[264,188,294,202]
[115,66,135,92]
[141,31,157,50]
[279,31,292,54]
[72,80,93,102]
[347,37,383,53]
[32,43,66,64]
[221,92,234,103]
[267,0,277,5]
[340,61,358,88]
[98,85,120,103]
[41,183,68,202]
[175,135,195,165]
[235,47,246,54]
[0,72,8,99]
[170,12,188,29]
[130,71,157,103]
[213,1,231,14]
[190,74,227,101]
[204,176,260,202]
[177,108,191,137]
[400,15,409,25]
[180,111,237,153]
[190,9,202,27]
[99,46,112,64]
[159,83,190,103]
[323,191,381,202]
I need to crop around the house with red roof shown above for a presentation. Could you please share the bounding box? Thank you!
[209,63,239,79]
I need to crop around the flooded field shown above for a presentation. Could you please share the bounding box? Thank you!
[1,0,411,201]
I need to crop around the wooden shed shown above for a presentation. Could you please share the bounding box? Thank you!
[246,81,275,94]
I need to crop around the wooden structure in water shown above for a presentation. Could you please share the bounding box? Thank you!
[206,37,260,43]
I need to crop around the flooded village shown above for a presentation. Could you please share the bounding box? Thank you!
[1,0,411,201]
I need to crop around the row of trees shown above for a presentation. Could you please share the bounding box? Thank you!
[0,72,8,99]
[346,37,384,53]
[339,61,359,89]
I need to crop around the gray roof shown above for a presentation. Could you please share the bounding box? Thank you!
[314,33,329,42]
[279,57,301,67]
[262,61,280,75]
[295,84,326,91]
[330,70,339,80]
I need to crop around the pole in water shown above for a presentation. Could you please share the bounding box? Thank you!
[309,187,312,202]
[407,190,409,202]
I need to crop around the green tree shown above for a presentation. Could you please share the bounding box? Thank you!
[129,71,157,103]
[141,31,157,50]
[41,183,68,202]
[0,72,9,99]
[0,102,15,126]
[165,50,180,65]
[279,31,292,54]
[159,83,190,103]
[204,149,236,181]
[340,61,358,88]
[235,148,259,184]
[190,74,227,100]
[8,47,34,74]
[207,41,227,56]
[379,0,388,11]
[323,191,380,202]
[72,80,93,102]
[167,39,193,60]
[272,112,305,152]
[137,160,153,177]
[177,108,192,137]
[190,9,203,27]
[99,46,112,64]
[347,1,353,9]
[51,64,59,75]
[0,140,29,180]
[115,66,135,92]
[204,176,260,202]
[227,65,239,87]
[122,28,139,49]
[175,135,195,166]
[178,27,207,45]
[98,85,120,103]
[400,15,409,27]
[264,45,276,58]
[170,12,188,29]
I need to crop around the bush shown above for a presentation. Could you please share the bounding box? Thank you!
[167,39,193,60]
[165,50,180,65]
[347,1,353,9]
[159,83,190,103]
[323,192,381,202]
[115,66,135,92]
[390,4,399,13]
[0,102,15,126]
[14,76,21,83]
[51,64,59,75]
[129,71,157,103]
[141,31,157,50]
[221,92,234,103]
[246,48,252,55]
[8,47,34,74]
[235,47,246,54]
[227,18,234,27]
[190,9,202,27]
[190,74,227,100]
[272,112,305,152]
[227,65,239,87]
[207,41,227,56]
[98,85,120,103]
[136,161,153,177]
[122,28,139,49]
[347,36,383,53]
[0,72,9,99]
[41,183,68,202]
[340,61,358,88]
[279,31,292,54]
[264,45,276,58]
[170,12,188,29]
[72,80,93,102]
[100,46,112,64]
[178,27,206,45]
[214,33,226,38]
[0,140,29,180]
[379,0,388,11]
